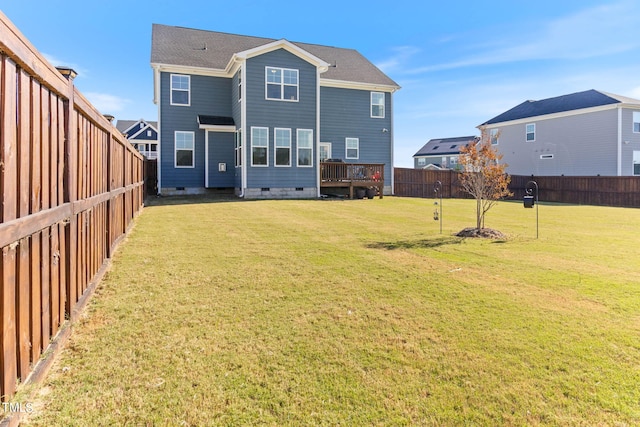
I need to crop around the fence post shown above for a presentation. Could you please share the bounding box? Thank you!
[60,68,78,316]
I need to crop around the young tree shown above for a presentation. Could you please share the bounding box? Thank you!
[458,131,512,233]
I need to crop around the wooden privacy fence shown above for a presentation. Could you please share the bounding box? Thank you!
[394,168,640,207]
[0,11,144,404]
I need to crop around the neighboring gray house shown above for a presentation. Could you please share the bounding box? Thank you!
[150,24,400,197]
[412,136,478,169]
[478,89,640,176]
[116,119,158,159]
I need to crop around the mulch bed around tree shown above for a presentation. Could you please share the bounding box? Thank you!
[456,227,507,239]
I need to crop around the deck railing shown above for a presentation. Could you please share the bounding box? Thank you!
[320,162,384,198]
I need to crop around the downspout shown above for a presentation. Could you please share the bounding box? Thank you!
[617,106,622,176]
[390,91,395,195]
[316,67,322,198]
[239,64,247,197]
[204,130,209,188]
[153,66,162,195]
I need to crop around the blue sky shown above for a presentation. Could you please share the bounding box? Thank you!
[3,1,640,167]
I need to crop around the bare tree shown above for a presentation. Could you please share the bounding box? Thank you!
[458,131,512,232]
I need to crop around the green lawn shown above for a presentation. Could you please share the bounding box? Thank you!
[21,196,640,426]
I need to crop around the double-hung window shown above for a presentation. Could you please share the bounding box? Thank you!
[371,92,385,118]
[170,74,190,106]
[346,137,359,159]
[251,127,268,166]
[266,67,298,101]
[526,123,536,142]
[235,129,242,167]
[633,112,640,133]
[275,128,291,166]
[175,131,194,168]
[297,129,313,167]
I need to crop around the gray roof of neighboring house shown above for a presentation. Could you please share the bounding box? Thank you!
[151,24,399,88]
[115,119,158,133]
[481,89,640,125]
[413,136,478,157]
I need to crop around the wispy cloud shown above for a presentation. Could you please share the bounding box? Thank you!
[84,92,131,115]
[42,53,89,78]
[375,46,421,73]
[402,1,640,74]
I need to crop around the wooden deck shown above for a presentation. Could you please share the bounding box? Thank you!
[320,162,384,199]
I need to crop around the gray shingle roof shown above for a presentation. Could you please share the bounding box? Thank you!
[115,119,158,134]
[151,24,399,88]
[481,89,640,125]
[413,136,478,157]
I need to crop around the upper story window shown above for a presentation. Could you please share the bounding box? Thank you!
[346,137,359,159]
[633,112,640,133]
[266,67,298,101]
[175,131,194,168]
[371,92,385,118]
[526,123,536,142]
[490,129,499,145]
[417,158,426,166]
[238,70,242,102]
[170,74,190,106]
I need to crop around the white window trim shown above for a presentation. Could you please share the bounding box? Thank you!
[526,123,536,142]
[235,129,242,168]
[274,128,292,167]
[251,127,269,167]
[174,131,195,168]
[490,128,499,145]
[346,137,359,159]
[319,142,332,162]
[633,112,640,133]
[265,67,299,102]
[297,129,313,167]
[170,74,190,106]
[371,92,385,118]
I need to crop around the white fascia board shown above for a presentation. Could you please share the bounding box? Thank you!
[478,103,627,128]
[233,39,330,72]
[198,124,236,132]
[320,78,400,93]
[129,124,159,141]
[152,62,231,78]
[121,120,142,135]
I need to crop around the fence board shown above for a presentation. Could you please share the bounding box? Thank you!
[1,11,144,406]
[395,168,640,208]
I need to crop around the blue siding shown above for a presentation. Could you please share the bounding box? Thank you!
[244,49,318,189]
[207,131,235,187]
[159,72,233,189]
[131,128,157,141]
[320,86,393,183]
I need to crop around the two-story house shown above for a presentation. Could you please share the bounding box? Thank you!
[150,24,400,197]
[478,89,640,176]
[115,119,159,159]
[412,136,478,170]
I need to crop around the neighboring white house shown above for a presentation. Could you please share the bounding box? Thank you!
[115,119,159,160]
[412,136,477,169]
[478,89,640,176]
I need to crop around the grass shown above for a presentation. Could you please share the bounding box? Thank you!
[20,196,640,426]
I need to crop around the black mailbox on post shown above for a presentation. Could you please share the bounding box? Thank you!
[523,195,535,208]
